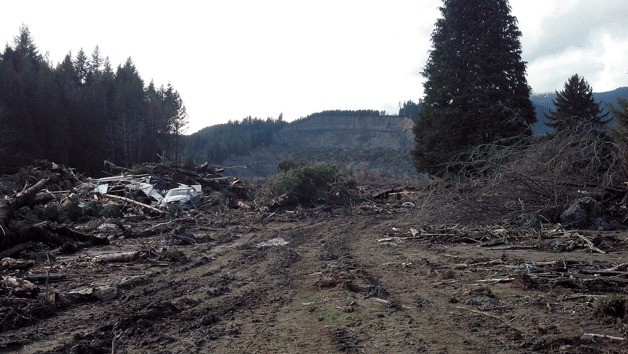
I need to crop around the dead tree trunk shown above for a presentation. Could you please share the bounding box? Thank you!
[0,178,49,237]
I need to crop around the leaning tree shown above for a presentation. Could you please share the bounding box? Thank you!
[412,0,536,176]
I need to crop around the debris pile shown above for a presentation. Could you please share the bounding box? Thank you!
[0,160,252,257]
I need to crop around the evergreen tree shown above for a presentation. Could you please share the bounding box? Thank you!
[162,84,188,161]
[0,25,47,158]
[398,100,422,122]
[545,74,609,133]
[87,46,103,81]
[411,0,535,176]
[110,58,145,166]
[74,48,88,84]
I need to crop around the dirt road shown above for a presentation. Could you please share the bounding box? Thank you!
[1,206,626,353]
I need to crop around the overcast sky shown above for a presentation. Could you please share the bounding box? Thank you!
[1,0,627,133]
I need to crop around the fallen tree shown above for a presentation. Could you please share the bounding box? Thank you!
[0,178,107,255]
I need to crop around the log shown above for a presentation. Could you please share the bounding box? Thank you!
[23,274,67,283]
[104,194,165,214]
[0,179,52,251]
[50,224,108,246]
[93,251,140,263]
[0,257,34,270]
[582,333,625,341]
[0,178,50,230]
[0,242,34,259]
[1,222,108,254]
[377,233,453,242]
[487,245,537,251]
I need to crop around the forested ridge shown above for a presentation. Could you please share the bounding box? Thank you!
[183,116,286,164]
[0,26,187,175]
[182,110,384,164]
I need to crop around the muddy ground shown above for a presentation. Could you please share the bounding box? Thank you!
[1,195,626,354]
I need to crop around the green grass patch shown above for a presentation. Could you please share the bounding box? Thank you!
[315,309,363,326]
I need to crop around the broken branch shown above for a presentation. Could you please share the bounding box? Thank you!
[575,233,606,254]
[104,194,165,214]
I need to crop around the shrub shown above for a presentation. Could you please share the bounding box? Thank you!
[270,164,337,205]
[101,202,123,218]
[59,201,82,222]
[277,160,306,173]
[82,200,103,218]
[39,203,60,221]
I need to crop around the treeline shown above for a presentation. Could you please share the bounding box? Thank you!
[0,26,187,174]
[298,109,385,122]
[183,116,286,164]
[183,109,401,165]
[398,101,423,122]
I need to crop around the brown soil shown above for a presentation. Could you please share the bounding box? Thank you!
[1,202,626,354]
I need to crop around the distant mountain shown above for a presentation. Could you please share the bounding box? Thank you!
[530,87,628,134]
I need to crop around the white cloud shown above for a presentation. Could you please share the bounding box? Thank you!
[515,0,628,93]
[1,0,627,133]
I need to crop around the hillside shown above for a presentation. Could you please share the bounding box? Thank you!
[184,87,628,177]
[223,114,417,177]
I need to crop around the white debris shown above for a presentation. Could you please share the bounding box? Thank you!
[256,238,289,248]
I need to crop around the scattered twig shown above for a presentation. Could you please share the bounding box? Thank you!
[432,279,458,286]
[476,277,515,284]
[575,233,606,254]
[93,251,141,263]
[579,268,628,277]
[487,245,536,251]
[469,259,505,267]
[582,333,625,341]
[104,193,165,214]
[455,306,505,323]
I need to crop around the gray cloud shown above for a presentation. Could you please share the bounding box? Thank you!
[519,1,628,92]
[525,1,628,61]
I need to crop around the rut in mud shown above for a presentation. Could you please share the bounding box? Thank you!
[2,206,626,353]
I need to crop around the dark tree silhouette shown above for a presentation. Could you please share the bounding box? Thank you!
[411,0,535,176]
[0,25,188,174]
[398,100,422,122]
[545,74,609,133]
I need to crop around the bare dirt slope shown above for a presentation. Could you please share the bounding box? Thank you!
[2,204,626,353]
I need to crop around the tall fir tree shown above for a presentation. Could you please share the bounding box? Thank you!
[162,83,188,161]
[411,0,535,176]
[545,74,609,133]
[0,25,47,158]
